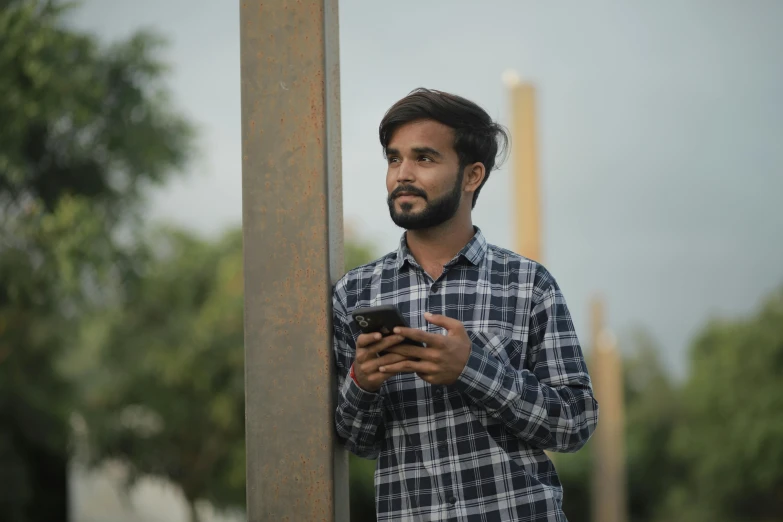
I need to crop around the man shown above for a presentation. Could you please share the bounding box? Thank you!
[333,88,598,522]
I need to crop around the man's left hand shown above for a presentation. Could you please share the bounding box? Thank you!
[380,312,472,386]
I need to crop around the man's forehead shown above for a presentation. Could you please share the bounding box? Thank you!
[387,120,455,149]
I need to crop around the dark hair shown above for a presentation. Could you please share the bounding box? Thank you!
[379,88,509,208]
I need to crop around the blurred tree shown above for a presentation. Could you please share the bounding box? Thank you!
[69,229,245,522]
[664,285,783,522]
[0,1,192,520]
[349,453,377,522]
[0,197,114,522]
[556,439,591,522]
[64,231,381,522]
[345,236,378,273]
[558,329,682,522]
[0,0,192,219]
[622,330,684,522]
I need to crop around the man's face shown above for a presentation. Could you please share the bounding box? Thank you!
[385,120,465,230]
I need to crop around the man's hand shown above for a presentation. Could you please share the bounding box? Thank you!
[353,332,411,392]
[381,312,472,386]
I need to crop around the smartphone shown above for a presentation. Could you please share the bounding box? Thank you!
[351,305,425,353]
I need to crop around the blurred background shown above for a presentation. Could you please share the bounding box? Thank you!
[1,0,782,521]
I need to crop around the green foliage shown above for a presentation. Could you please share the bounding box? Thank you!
[345,237,378,272]
[622,330,685,522]
[70,228,246,515]
[0,196,113,521]
[555,441,592,522]
[0,0,192,219]
[558,290,783,522]
[665,288,783,522]
[0,1,193,520]
[559,330,685,522]
[350,453,378,522]
[67,231,382,521]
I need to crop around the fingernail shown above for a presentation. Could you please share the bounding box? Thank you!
[393,327,401,334]
[379,366,385,372]
[424,312,432,318]
[375,333,382,340]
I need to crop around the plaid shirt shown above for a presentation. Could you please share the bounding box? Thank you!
[333,228,598,522]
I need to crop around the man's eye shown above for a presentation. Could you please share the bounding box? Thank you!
[418,156,432,162]
[388,157,400,164]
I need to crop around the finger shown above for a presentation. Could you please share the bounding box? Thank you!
[364,335,405,355]
[378,359,439,375]
[356,332,383,348]
[385,344,436,361]
[357,333,402,352]
[416,372,434,383]
[391,327,442,346]
[376,351,412,365]
[423,312,465,333]
[360,352,408,375]
[356,336,405,364]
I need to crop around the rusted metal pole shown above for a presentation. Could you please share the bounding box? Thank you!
[239,1,348,521]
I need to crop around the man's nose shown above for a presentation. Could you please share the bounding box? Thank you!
[395,159,415,183]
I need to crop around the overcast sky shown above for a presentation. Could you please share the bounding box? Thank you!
[69,0,783,377]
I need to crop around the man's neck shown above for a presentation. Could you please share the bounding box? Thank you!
[404,216,476,273]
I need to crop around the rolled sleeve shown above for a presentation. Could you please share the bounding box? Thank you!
[333,289,387,459]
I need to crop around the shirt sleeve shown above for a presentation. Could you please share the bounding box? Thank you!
[332,287,387,459]
[453,269,599,453]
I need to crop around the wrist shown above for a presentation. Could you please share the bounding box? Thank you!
[350,363,361,386]
[350,363,380,393]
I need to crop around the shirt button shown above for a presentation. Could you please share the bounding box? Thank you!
[434,388,443,398]
[449,496,457,505]
[430,283,439,293]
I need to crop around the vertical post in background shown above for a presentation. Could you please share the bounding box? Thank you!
[503,70,555,464]
[590,297,627,522]
[504,71,542,263]
[240,1,348,521]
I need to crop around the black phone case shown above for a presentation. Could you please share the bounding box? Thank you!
[351,305,425,348]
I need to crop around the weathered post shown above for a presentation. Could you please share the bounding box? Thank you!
[504,71,543,263]
[239,1,348,520]
[590,297,627,522]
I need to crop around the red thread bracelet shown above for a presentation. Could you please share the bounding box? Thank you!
[350,363,360,386]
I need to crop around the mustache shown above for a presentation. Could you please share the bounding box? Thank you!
[390,185,427,200]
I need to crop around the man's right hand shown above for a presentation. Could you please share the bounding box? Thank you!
[353,333,409,392]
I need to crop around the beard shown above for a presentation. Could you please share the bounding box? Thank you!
[387,169,464,230]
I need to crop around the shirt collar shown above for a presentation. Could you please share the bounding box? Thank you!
[394,226,488,270]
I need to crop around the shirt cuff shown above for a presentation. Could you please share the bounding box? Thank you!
[453,333,507,404]
[341,373,384,411]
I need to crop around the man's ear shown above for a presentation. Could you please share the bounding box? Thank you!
[463,162,486,195]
